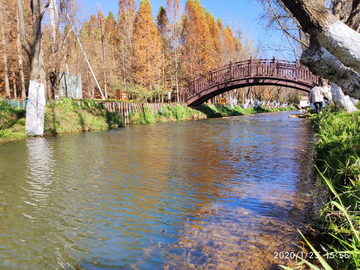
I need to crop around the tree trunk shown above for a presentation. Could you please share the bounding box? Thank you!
[16,9,26,99]
[301,41,360,99]
[331,82,357,112]
[100,17,108,99]
[280,0,360,75]
[13,71,17,98]
[40,45,48,99]
[0,2,10,97]
[17,0,48,83]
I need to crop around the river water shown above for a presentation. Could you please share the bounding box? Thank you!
[0,111,315,269]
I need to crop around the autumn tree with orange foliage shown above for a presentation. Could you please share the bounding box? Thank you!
[206,13,223,67]
[132,0,162,91]
[157,5,172,93]
[182,0,215,80]
[117,0,137,91]
[1,0,270,104]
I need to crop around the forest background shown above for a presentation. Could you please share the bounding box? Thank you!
[0,0,303,104]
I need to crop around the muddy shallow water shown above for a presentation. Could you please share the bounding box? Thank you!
[0,111,315,269]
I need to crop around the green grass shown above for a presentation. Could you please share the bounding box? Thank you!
[128,104,296,126]
[283,104,360,270]
[0,100,295,142]
[0,101,27,141]
[43,98,124,135]
[0,98,124,142]
[198,104,296,118]
[129,104,207,125]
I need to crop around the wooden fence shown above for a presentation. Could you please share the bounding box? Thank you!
[4,98,185,126]
[97,102,184,125]
[5,99,27,109]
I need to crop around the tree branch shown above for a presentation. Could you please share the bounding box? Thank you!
[16,0,31,55]
[301,43,360,99]
[346,0,360,31]
[281,0,360,74]
[268,0,309,48]
[40,1,50,20]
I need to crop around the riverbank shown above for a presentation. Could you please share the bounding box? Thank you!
[0,98,296,143]
[300,105,360,269]
[0,99,124,143]
[0,99,294,143]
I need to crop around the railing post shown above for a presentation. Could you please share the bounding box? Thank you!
[229,61,232,80]
[210,68,213,84]
[272,56,276,77]
[249,57,253,77]
[295,59,299,81]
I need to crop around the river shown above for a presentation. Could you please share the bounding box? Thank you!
[0,111,315,269]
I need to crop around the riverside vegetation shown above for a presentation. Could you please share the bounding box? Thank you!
[0,97,296,143]
[282,105,360,270]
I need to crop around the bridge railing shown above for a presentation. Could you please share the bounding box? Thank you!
[180,58,319,103]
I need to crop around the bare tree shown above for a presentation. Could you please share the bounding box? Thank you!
[166,0,182,102]
[118,0,137,91]
[17,0,49,84]
[0,2,10,97]
[16,9,26,99]
[259,0,360,103]
[98,7,108,99]
[280,0,360,101]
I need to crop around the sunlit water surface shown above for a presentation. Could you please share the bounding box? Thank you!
[0,111,315,269]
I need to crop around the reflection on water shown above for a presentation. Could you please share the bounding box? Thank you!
[0,111,314,269]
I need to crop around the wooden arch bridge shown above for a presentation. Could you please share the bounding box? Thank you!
[180,58,319,106]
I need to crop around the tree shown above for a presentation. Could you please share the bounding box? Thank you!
[157,5,171,95]
[206,13,222,66]
[0,1,10,97]
[279,0,360,99]
[132,0,162,90]
[182,0,215,79]
[17,0,49,85]
[16,9,26,99]
[118,0,137,90]
[98,7,108,99]
[223,25,236,63]
[166,0,182,101]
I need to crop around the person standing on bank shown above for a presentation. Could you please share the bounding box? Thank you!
[309,78,325,114]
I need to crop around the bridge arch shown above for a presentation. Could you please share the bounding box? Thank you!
[180,58,319,106]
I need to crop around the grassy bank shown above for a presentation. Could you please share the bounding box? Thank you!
[129,103,296,124]
[0,100,27,141]
[0,99,296,143]
[129,104,207,124]
[198,104,296,118]
[0,98,123,143]
[288,105,360,270]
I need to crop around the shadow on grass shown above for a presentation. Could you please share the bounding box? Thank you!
[0,101,26,129]
[198,105,223,118]
[197,104,295,118]
[105,110,124,129]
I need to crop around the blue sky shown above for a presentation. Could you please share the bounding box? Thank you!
[83,0,292,59]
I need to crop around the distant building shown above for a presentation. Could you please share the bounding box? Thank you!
[58,72,83,99]
[300,96,310,108]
